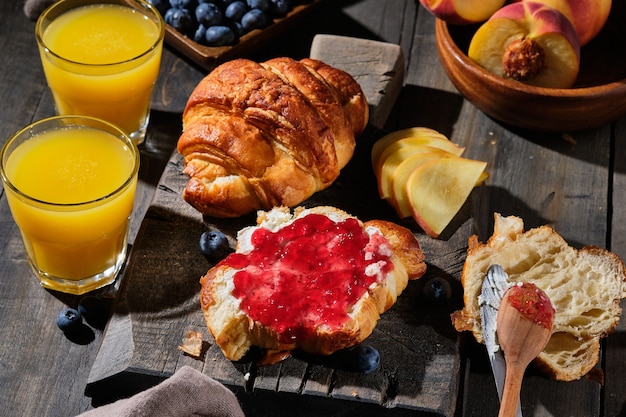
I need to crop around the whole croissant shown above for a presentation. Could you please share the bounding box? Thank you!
[177,57,369,217]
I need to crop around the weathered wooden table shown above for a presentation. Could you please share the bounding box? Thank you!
[0,1,625,416]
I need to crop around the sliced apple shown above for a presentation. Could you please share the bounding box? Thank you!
[406,157,488,238]
[389,150,450,218]
[371,127,462,168]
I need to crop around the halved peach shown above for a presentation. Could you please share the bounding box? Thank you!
[407,157,488,238]
[468,1,580,88]
[512,0,612,46]
[419,0,506,25]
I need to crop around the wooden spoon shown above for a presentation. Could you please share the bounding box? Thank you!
[496,282,555,417]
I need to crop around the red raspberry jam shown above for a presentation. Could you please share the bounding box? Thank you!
[506,282,555,330]
[224,213,394,344]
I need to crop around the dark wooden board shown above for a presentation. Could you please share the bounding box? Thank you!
[87,35,465,416]
[87,127,469,416]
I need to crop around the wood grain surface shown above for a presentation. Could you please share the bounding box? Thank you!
[1,1,625,416]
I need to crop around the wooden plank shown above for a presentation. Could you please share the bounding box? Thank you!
[310,35,405,130]
[88,126,464,416]
[88,30,462,416]
[606,117,626,417]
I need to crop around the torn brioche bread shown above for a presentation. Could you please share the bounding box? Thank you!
[451,213,626,381]
[200,206,426,362]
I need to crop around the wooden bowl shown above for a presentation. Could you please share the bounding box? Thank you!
[434,2,626,132]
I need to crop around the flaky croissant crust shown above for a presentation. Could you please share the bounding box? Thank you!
[177,57,369,217]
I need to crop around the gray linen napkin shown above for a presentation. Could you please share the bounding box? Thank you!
[78,366,246,417]
[24,0,56,20]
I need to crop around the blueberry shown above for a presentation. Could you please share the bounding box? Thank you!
[164,8,195,35]
[200,230,232,262]
[56,308,83,334]
[205,25,237,46]
[269,0,290,16]
[230,21,245,37]
[225,1,247,21]
[195,2,223,26]
[169,0,196,9]
[240,8,267,31]
[193,24,207,43]
[423,277,451,304]
[146,0,169,15]
[354,345,381,374]
[246,0,269,11]
[295,344,380,374]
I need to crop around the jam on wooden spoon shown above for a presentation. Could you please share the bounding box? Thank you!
[496,282,555,417]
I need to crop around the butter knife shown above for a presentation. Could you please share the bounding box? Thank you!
[479,264,522,417]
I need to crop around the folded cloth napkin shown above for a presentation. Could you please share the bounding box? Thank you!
[24,0,56,20]
[78,366,246,417]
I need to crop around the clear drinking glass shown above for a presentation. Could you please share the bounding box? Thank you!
[35,0,165,144]
[0,116,140,295]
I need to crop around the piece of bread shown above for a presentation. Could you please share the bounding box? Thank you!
[451,213,626,381]
[178,57,369,218]
[200,206,426,361]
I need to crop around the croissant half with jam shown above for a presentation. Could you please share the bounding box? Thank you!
[177,57,369,217]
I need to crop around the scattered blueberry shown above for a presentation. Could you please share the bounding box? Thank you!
[199,230,232,263]
[241,8,267,31]
[225,1,247,21]
[56,308,83,334]
[423,277,452,305]
[195,2,223,26]
[354,345,381,374]
[294,344,381,374]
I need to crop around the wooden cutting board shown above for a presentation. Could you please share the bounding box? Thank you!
[87,35,467,417]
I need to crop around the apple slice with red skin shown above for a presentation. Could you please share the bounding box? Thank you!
[468,1,580,88]
[419,0,506,25]
[511,0,612,46]
[407,157,488,238]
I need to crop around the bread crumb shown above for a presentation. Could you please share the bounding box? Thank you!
[562,133,576,144]
[178,330,205,359]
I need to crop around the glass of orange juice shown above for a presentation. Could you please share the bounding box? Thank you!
[35,0,164,145]
[0,116,140,295]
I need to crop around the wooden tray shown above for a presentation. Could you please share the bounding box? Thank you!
[86,36,467,417]
[164,0,325,71]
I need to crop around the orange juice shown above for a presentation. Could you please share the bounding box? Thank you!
[1,117,139,294]
[36,2,164,142]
